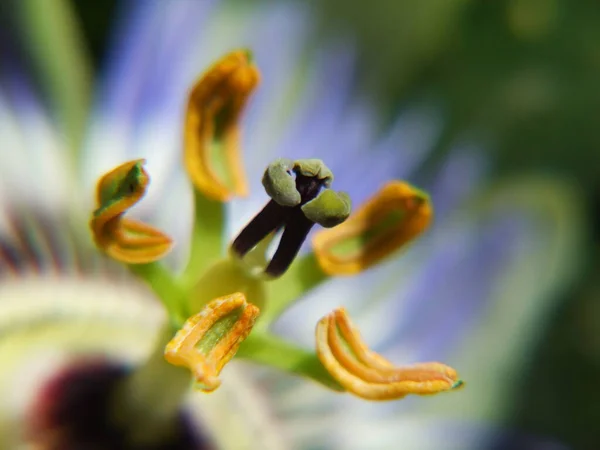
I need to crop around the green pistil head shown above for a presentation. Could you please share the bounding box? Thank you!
[292,159,333,187]
[302,189,351,228]
[233,158,350,279]
[262,158,301,206]
[262,158,336,207]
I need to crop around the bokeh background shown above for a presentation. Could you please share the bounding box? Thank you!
[2,0,599,448]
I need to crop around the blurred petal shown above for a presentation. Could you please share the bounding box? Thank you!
[17,0,92,152]
[414,176,583,422]
[0,275,163,447]
[0,67,74,215]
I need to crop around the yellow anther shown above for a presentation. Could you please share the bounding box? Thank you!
[312,181,432,275]
[184,49,260,202]
[90,159,172,264]
[315,308,463,400]
[164,292,260,392]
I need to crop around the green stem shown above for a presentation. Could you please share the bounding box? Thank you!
[179,190,225,290]
[237,331,343,392]
[129,262,188,326]
[258,253,328,328]
[110,325,192,446]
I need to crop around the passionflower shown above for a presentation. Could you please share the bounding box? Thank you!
[87,46,462,402]
[0,1,581,449]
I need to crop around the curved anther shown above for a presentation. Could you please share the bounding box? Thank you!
[313,181,432,275]
[184,49,260,201]
[316,308,463,400]
[90,160,172,264]
[164,292,260,392]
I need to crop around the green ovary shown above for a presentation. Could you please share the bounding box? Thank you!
[188,258,267,317]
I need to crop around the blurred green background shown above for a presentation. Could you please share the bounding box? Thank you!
[52,0,600,448]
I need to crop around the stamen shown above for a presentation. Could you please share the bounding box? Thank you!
[231,159,351,278]
[184,49,260,201]
[312,181,432,275]
[164,292,260,392]
[315,308,463,400]
[90,160,172,264]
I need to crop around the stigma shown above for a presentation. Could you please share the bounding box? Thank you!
[231,158,351,278]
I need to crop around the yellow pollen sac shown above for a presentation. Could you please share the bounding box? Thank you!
[315,308,463,401]
[312,181,432,275]
[90,159,172,264]
[164,292,260,392]
[184,49,260,202]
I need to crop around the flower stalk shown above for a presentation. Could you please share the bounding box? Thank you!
[109,325,192,446]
